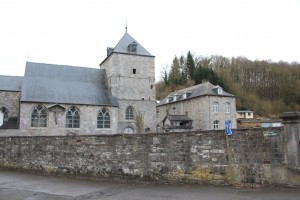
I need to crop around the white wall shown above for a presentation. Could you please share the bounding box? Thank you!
[0,111,3,126]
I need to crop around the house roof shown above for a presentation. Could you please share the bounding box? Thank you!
[20,62,118,106]
[100,32,154,65]
[164,114,192,122]
[157,81,234,106]
[0,75,23,92]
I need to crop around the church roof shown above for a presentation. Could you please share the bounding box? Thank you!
[113,32,153,56]
[100,32,154,65]
[20,62,118,106]
[0,75,23,92]
[157,81,234,106]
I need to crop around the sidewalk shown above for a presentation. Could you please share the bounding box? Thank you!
[0,170,299,200]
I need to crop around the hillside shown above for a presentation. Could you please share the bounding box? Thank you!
[156,52,300,116]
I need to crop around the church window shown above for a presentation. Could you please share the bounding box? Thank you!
[0,107,9,126]
[97,108,110,128]
[213,120,219,130]
[0,107,8,123]
[66,106,80,128]
[125,106,134,120]
[133,69,136,74]
[31,105,47,127]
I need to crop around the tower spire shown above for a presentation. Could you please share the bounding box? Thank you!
[125,17,128,32]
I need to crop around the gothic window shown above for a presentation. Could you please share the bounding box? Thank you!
[212,102,219,113]
[213,120,219,130]
[1,107,8,123]
[31,105,47,127]
[225,102,231,113]
[66,106,80,128]
[125,106,134,120]
[97,108,110,128]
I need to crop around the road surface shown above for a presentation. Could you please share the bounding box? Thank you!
[0,170,299,200]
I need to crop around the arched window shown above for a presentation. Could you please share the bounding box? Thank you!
[124,126,134,134]
[225,102,231,113]
[213,120,219,130]
[31,105,47,127]
[212,102,219,113]
[125,106,134,120]
[0,107,8,122]
[97,108,110,128]
[66,106,80,128]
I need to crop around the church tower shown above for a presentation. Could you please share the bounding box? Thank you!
[100,32,156,133]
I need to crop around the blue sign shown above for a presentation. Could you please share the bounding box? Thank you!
[225,120,232,136]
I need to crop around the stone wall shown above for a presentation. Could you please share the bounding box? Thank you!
[1,127,296,186]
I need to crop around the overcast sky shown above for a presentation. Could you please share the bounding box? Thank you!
[1,0,299,81]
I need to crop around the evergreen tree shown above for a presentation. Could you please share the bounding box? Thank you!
[169,56,181,85]
[186,51,195,80]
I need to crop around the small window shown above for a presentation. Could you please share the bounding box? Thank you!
[66,106,80,128]
[145,127,150,132]
[97,108,110,128]
[126,106,134,120]
[212,102,219,113]
[31,105,47,127]
[213,120,219,130]
[133,69,136,74]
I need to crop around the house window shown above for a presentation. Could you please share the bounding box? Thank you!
[213,120,219,130]
[66,106,80,128]
[97,108,110,128]
[212,102,219,113]
[225,102,231,113]
[125,106,134,120]
[31,105,47,127]
[133,69,136,74]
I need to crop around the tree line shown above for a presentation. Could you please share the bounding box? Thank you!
[157,51,300,116]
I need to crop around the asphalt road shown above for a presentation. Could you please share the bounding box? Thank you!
[0,170,299,200]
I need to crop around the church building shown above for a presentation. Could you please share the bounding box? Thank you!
[0,32,156,136]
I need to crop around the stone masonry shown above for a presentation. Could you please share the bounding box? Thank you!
[1,127,298,186]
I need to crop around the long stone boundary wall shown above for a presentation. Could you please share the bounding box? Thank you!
[0,127,299,186]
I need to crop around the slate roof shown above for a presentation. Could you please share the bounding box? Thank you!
[0,75,23,92]
[164,115,192,122]
[157,81,234,106]
[100,32,154,65]
[20,62,118,106]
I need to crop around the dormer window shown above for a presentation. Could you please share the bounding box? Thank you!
[213,86,223,95]
[183,91,192,99]
[128,42,137,53]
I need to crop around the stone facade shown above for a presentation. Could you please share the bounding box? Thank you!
[1,127,297,186]
[0,32,156,135]
[101,51,156,133]
[15,103,119,136]
[157,93,237,132]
